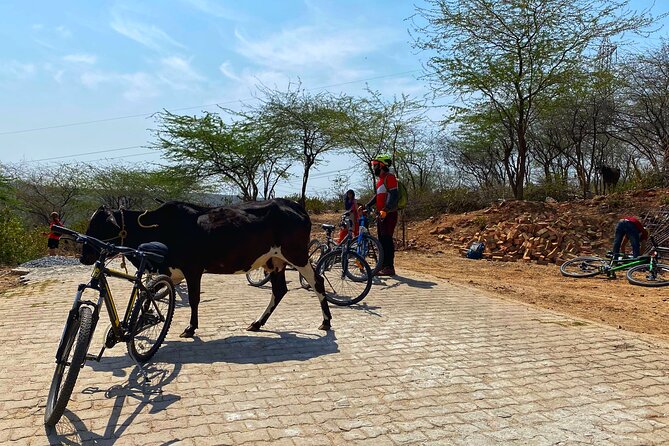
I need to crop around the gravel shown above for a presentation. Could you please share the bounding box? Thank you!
[19,256,82,268]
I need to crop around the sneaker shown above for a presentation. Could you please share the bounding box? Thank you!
[376,267,396,276]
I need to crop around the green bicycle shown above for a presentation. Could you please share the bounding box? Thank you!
[560,237,668,284]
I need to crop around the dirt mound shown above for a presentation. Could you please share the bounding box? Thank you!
[405,189,669,263]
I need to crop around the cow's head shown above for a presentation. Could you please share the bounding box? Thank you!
[81,206,121,265]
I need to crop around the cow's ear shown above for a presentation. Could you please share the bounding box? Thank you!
[104,208,120,228]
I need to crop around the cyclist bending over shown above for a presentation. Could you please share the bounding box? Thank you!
[611,216,648,258]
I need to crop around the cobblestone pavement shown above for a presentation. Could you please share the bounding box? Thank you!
[2,266,669,445]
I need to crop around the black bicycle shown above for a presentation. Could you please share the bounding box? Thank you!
[44,225,176,427]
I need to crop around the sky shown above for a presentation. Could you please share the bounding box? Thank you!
[0,0,667,198]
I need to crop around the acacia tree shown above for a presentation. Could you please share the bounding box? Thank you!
[340,89,424,188]
[412,0,659,199]
[152,110,292,201]
[253,83,348,206]
[84,164,205,209]
[7,163,88,225]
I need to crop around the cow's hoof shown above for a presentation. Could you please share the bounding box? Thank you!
[318,321,331,331]
[246,322,262,332]
[180,325,196,338]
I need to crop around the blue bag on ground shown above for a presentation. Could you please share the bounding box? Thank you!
[466,242,485,259]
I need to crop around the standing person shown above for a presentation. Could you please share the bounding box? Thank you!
[46,212,62,256]
[611,216,648,258]
[365,154,398,276]
[338,189,360,243]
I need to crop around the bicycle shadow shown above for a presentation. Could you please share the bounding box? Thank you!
[333,301,383,317]
[159,329,339,365]
[46,361,182,445]
[375,274,438,290]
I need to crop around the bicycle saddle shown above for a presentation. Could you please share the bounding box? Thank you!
[137,242,168,266]
[322,224,335,231]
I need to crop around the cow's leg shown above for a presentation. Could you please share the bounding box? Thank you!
[180,271,203,338]
[247,269,288,331]
[294,264,332,331]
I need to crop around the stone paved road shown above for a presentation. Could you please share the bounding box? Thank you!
[1,267,669,445]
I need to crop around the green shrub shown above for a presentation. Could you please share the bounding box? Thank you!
[524,180,574,202]
[0,208,44,266]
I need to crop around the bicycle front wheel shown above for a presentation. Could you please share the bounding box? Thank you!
[246,267,271,287]
[128,274,176,363]
[560,257,607,278]
[300,239,324,289]
[627,263,669,287]
[317,250,372,306]
[45,306,93,427]
[350,234,384,276]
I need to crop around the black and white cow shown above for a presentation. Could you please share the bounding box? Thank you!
[81,199,331,338]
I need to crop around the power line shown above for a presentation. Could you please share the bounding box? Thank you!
[29,145,146,162]
[0,69,421,137]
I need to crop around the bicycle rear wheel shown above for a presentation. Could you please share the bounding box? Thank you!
[300,239,324,289]
[350,234,383,276]
[128,274,175,363]
[45,306,93,427]
[560,257,607,278]
[246,267,271,287]
[316,250,372,306]
[627,263,669,287]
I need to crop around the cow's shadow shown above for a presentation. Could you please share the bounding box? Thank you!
[159,329,339,365]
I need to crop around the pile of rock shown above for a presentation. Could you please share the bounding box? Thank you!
[429,201,619,264]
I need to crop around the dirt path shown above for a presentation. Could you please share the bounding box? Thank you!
[396,248,669,341]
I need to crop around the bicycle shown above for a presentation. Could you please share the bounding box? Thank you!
[304,209,384,277]
[560,237,667,281]
[44,225,176,427]
[626,243,669,287]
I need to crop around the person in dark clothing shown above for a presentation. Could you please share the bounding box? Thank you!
[365,154,399,276]
[338,190,360,243]
[611,216,649,258]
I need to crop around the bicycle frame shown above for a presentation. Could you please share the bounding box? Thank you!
[55,253,150,366]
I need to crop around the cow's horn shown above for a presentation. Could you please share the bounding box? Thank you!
[137,210,159,229]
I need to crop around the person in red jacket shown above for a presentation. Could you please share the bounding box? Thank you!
[46,212,62,256]
[365,154,399,276]
[611,216,648,258]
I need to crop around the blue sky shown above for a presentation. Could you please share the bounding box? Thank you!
[0,0,667,197]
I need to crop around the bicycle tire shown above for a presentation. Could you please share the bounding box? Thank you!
[128,274,176,363]
[560,257,608,278]
[300,239,325,289]
[350,234,384,276]
[246,267,271,287]
[44,305,93,427]
[316,250,372,306]
[627,263,669,287]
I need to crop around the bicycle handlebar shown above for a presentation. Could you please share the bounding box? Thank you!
[51,225,138,258]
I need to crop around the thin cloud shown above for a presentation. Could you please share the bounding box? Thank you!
[63,54,97,64]
[0,61,37,80]
[80,70,160,101]
[110,12,185,52]
[158,56,205,91]
[219,61,241,81]
[183,0,245,21]
[233,25,393,71]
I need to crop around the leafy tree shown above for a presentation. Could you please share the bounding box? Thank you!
[6,163,89,225]
[253,83,349,206]
[84,164,205,209]
[614,40,669,184]
[340,89,424,188]
[152,110,292,201]
[412,0,660,199]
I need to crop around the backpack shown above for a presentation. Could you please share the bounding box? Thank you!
[466,242,485,259]
[383,175,408,211]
